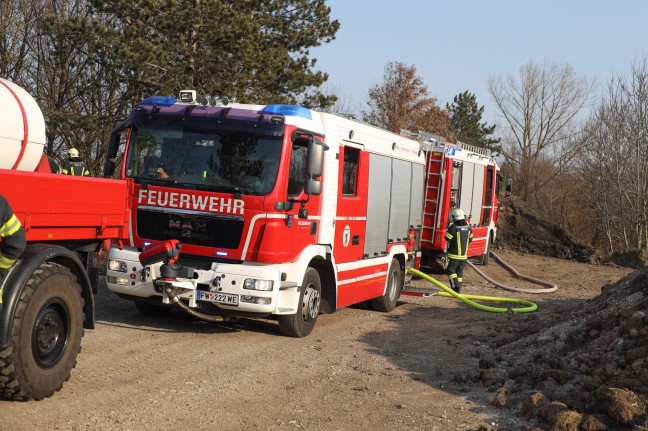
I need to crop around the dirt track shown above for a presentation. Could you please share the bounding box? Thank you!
[1,250,633,431]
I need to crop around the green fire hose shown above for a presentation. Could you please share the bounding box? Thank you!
[408,267,538,313]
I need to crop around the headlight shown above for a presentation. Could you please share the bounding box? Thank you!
[107,275,129,286]
[240,295,272,305]
[108,259,128,273]
[243,278,274,291]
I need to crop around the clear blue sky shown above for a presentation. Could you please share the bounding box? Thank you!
[312,0,648,124]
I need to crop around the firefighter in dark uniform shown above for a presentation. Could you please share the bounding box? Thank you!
[0,195,27,304]
[61,148,90,176]
[445,209,473,294]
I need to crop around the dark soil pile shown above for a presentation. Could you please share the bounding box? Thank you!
[477,269,648,430]
[604,250,648,269]
[496,201,596,264]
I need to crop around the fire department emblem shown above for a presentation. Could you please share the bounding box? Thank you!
[343,225,351,247]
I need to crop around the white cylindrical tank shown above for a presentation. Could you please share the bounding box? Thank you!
[0,78,46,171]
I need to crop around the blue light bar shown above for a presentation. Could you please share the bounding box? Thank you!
[260,104,312,120]
[138,96,177,107]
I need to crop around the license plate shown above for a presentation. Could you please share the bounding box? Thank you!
[196,290,238,306]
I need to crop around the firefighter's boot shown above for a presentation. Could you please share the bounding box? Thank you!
[455,278,462,294]
[448,276,459,293]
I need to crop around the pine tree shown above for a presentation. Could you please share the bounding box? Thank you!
[88,0,339,107]
[447,91,500,152]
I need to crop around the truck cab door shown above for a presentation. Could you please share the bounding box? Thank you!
[333,146,367,263]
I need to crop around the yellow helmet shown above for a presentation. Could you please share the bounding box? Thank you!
[68,148,79,157]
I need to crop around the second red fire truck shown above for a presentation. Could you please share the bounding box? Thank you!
[400,130,501,271]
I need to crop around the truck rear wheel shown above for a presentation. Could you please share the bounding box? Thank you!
[278,268,321,338]
[0,263,84,400]
[480,234,492,266]
[370,258,402,312]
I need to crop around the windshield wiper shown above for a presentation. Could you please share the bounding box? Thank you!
[130,176,243,198]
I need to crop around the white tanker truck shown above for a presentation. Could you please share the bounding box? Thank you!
[0,78,130,400]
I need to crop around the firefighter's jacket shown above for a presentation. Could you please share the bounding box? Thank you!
[0,195,26,272]
[445,222,473,260]
[61,158,90,176]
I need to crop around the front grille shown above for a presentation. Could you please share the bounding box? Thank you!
[176,254,242,270]
[137,209,244,249]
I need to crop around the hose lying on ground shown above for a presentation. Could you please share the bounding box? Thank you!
[164,285,236,323]
[408,267,538,313]
[467,251,558,294]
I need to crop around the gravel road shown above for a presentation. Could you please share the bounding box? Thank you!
[1,250,632,431]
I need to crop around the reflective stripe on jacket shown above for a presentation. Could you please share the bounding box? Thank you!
[0,195,26,270]
[445,223,473,260]
[62,160,89,176]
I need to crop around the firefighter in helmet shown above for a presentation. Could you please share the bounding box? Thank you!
[445,208,473,294]
[61,148,90,176]
[0,195,27,303]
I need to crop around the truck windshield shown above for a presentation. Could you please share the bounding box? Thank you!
[125,124,282,195]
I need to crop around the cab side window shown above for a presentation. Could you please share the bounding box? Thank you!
[342,147,359,196]
[288,145,308,196]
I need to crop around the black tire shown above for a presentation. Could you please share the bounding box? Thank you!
[480,235,492,266]
[0,263,84,400]
[370,258,402,312]
[278,268,321,338]
[134,301,173,316]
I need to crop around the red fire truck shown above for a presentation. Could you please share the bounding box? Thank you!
[0,78,130,400]
[400,130,501,270]
[104,91,426,337]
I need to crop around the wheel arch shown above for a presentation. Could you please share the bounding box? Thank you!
[0,244,94,350]
[384,246,407,293]
[309,256,336,314]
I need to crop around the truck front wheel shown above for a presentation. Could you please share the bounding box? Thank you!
[278,268,321,338]
[0,263,84,400]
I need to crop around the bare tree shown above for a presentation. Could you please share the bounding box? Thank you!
[0,0,40,82]
[364,61,449,137]
[580,57,648,252]
[488,59,596,205]
[319,83,362,119]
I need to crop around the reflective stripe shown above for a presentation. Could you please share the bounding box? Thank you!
[447,253,467,260]
[0,254,16,269]
[0,214,21,237]
[457,232,463,256]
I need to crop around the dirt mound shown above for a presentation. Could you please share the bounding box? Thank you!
[604,249,648,269]
[478,268,648,430]
[496,200,596,263]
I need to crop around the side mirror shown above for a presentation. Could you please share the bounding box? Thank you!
[505,177,513,198]
[305,179,322,195]
[306,140,327,178]
[107,133,120,159]
[103,159,116,178]
[107,119,129,159]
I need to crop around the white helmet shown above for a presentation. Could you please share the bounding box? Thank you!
[450,209,465,221]
[68,148,79,157]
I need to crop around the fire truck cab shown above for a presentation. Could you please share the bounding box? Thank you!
[105,93,425,337]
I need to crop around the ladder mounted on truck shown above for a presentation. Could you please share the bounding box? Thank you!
[401,129,447,254]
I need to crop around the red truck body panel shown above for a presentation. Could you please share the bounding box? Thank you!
[1,168,130,243]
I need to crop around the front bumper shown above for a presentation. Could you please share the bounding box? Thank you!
[106,247,300,315]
